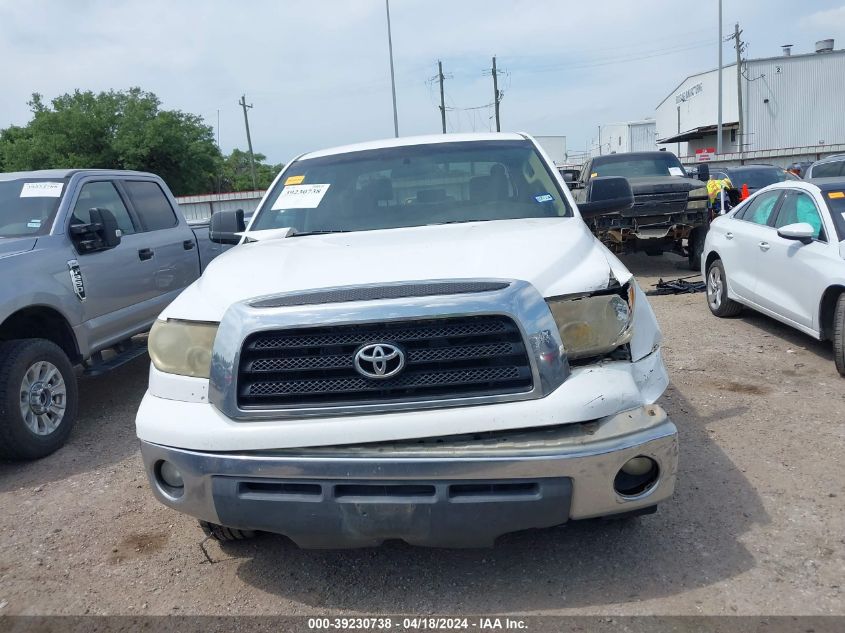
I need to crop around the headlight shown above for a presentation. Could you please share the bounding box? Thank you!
[687,186,709,210]
[148,319,218,378]
[547,286,635,359]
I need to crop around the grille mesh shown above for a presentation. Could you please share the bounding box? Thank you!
[237,315,533,408]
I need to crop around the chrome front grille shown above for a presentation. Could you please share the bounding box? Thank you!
[237,315,533,408]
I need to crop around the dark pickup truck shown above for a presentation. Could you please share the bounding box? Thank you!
[0,169,233,459]
[572,151,710,269]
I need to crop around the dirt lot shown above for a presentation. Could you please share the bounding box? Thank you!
[0,254,842,616]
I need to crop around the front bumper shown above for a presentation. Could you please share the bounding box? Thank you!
[141,404,677,548]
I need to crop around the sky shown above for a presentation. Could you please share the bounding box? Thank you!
[2,0,845,164]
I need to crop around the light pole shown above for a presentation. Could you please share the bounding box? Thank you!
[385,0,399,137]
[716,0,723,155]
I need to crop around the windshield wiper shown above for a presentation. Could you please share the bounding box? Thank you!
[287,229,351,237]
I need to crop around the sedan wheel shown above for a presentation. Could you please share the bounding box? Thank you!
[706,259,743,318]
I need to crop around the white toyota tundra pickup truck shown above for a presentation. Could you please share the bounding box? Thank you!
[135,133,678,548]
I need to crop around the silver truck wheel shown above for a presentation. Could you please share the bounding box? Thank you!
[0,339,78,460]
[20,360,67,435]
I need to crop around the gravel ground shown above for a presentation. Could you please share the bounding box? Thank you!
[0,254,843,616]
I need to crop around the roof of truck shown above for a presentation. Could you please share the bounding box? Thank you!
[0,168,157,181]
[299,132,529,160]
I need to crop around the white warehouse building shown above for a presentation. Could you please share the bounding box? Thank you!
[591,120,657,157]
[655,39,845,165]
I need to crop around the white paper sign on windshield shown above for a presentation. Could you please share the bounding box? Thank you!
[271,183,331,210]
[20,182,64,198]
[668,167,684,177]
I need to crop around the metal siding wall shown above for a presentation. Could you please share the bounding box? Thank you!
[628,122,657,152]
[745,52,845,151]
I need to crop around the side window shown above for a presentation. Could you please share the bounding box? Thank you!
[71,181,135,235]
[810,161,844,178]
[775,191,826,241]
[123,181,178,232]
[736,191,781,225]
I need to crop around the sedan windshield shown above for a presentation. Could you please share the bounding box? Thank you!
[822,189,845,241]
[250,140,570,234]
[0,178,67,238]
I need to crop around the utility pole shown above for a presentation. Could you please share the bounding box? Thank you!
[716,0,723,155]
[238,95,257,190]
[437,61,447,134]
[385,0,399,137]
[733,22,745,157]
[492,56,501,132]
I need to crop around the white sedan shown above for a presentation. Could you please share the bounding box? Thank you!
[702,179,845,375]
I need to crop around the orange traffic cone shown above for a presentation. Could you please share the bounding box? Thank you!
[740,183,750,201]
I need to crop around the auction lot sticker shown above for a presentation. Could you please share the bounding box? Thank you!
[20,181,64,197]
[272,183,330,209]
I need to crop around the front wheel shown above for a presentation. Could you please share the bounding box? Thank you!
[833,293,845,377]
[687,228,706,271]
[706,259,743,318]
[0,339,78,460]
[199,520,256,542]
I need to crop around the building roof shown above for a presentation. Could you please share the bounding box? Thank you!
[656,48,845,109]
[657,121,738,144]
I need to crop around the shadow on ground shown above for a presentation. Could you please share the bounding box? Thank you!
[223,387,767,612]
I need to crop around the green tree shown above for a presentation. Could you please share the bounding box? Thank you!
[0,88,221,195]
[217,148,283,192]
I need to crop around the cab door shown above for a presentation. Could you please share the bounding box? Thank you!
[67,179,150,348]
[118,179,200,316]
[753,190,833,330]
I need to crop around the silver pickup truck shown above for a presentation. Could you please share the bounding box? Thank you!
[0,169,231,460]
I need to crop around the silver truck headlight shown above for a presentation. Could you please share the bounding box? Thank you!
[148,319,218,378]
[547,286,634,359]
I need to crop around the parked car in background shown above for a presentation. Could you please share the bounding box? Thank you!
[702,179,845,375]
[710,164,800,195]
[571,151,710,269]
[805,154,845,179]
[136,133,678,548]
[0,169,234,459]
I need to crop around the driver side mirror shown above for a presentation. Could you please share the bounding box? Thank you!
[777,222,815,245]
[209,209,245,245]
[578,176,635,219]
[70,207,122,253]
[697,163,710,182]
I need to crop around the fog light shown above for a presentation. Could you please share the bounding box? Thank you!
[614,456,658,497]
[158,461,184,489]
[621,456,654,476]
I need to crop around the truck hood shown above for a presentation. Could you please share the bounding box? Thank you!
[163,218,631,322]
[628,176,705,194]
[0,236,37,259]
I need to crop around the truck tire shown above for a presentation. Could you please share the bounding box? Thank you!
[706,259,743,318]
[199,520,256,542]
[834,293,845,377]
[687,228,705,271]
[0,339,78,460]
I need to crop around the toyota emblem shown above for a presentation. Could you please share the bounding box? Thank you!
[354,343,405,379]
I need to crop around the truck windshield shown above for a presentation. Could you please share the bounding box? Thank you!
[250,140,571,234]
[0,178,67,238]
[591,154,687,178]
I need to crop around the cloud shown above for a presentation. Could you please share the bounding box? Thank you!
[1,0,843,167]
